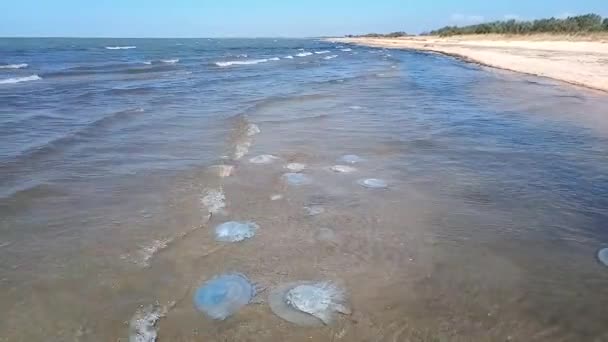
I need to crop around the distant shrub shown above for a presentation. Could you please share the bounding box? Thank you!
[428,13,608,36]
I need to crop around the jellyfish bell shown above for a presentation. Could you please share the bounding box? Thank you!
[193,274,255,320]
[214,221,258,242]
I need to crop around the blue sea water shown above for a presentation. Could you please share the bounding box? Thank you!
[1,38,608,340]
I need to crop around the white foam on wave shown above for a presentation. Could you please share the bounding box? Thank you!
[215,59,269,67]
[247,123,261,136]
[237,54,248,58]
[284,55,294,59]
[129,302,174,342]
[0,63,28,69]
[142,61,152,65]
[314,50,331,55]
[161,58,179,64]
[323,55,338,60]
[121,238,173,267]
[0,75,41,85]
[105,46,137,50]
[296,52,313,57]
[233,140,252,160]
[268,57,280,61]
[201,188,226,215]
[341,48,352,52]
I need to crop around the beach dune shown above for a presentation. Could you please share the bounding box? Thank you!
[331,35,608,92]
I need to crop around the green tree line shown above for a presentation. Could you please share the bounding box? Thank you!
[428,13,608,36]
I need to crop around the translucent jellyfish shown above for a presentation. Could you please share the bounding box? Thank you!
[598,248,608,266]
[285,163,306,172]
[283,173,312,186]
[214,221,258,242]
[304,206,325,216]
[338,154,363,164]
[193,274,256,320]
[330,165,357,173]
[269,281,350,326]
[249,154,278,164]
[357,178,388,189]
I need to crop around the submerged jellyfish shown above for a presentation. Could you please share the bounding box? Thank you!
[283,173,312,186]
[269,281,350,326]
[214,221,258,242]
[285,163,306,172]
[304,206,325,216]
[249,154,278,164]
[193,274,255,320]
[338,154,363,164]
[330,165,357,173]
[357,178,388,189]
[598,248,608,267]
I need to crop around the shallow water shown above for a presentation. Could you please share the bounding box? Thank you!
[1,38,608,341]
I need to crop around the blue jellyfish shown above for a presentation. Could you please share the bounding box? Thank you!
[193,274,256,320]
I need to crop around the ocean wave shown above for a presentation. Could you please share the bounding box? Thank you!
[296,52,313,57]
[215,58,270,67]
[323,55,338,60]
[0,63,28,69]
[8,108,144,165]
[0,75,41,85]
[314,50,331,54]
[268,57,280,61]
[105,46,136,50]
[284,55,294,59]
[341,48,352,52]
[160,58,179,64]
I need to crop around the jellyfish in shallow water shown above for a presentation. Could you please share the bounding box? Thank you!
[285,163,306,172]
[330,165,357,173]
[214,221,258,242]
[193,274,255,320]
[338,154,363,164]
[283,173,312,186]
[357,178,388,189]
[249,154,278,164]
[269,281,350,326]
[598,248,608,266]
[304,206,325,216]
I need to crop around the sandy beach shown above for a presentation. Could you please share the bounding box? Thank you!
[330,35,608,92]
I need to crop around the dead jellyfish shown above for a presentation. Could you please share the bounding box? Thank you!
[249,154,278,164]
[357,178,388,189]
[338,154,363,164]
[304,206,325,216]
[598,248,608,266]
[269,281,350,326]
[283,173,312,186]
[330,165,357,173]
[214,221,258,242]
[193,273,255,320]
[285,163,306,172]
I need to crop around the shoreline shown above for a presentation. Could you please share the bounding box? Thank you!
[328,35,608,93]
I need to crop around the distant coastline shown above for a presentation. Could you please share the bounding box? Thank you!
[329,34,608,93]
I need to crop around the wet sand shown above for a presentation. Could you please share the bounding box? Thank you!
[329,35,608,92]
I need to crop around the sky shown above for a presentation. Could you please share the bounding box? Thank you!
[1,0,607,38]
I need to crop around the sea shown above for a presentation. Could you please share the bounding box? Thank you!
[1,38,608,341]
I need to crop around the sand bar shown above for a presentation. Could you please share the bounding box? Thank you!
[330,35,608,92]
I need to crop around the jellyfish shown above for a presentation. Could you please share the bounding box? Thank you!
[330,165,357,173]
[357,178,388,189]
[598,248,608,267]
[283,173,312,186]
[214,221,258,242]
[285,163,306,172]
[269,281,350,326]
[193,274,256,320]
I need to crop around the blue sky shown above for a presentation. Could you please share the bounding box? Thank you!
[2,0,607,37]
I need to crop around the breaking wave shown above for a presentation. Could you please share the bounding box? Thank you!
[0,75,41,85]
[0,63,28,69]
[105,46,137,50]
